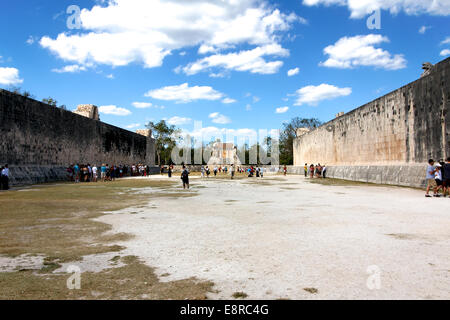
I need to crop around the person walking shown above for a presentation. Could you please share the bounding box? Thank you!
[304,163,308,178]
[323,165,327,179]
[168,166,172,178]
[181,165,190,189]
[434,163,444,196]
[260,166,264,178]
[283,165,287,176]
[231,164,235,180]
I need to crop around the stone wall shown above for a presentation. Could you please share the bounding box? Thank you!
[293,58,450,187]
[0,89,156,186]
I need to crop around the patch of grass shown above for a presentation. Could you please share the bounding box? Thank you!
[303,288,319,294]
[232,292,248,299]
[0,256,214,300]
[0,179,177,262]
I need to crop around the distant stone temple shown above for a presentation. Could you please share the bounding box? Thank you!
[74,104,100,121]
[208,142,241,166]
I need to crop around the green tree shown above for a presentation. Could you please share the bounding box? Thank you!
[279,117,322,165]
[146,120,180,165]
[42,97,58,106]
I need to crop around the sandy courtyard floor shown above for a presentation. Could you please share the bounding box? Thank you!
[97,175,450,300]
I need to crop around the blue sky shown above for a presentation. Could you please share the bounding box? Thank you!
[0,0,449,140]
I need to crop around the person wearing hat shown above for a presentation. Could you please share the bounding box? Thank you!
[1,164,9,190]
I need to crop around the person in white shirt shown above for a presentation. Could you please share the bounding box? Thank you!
[425,159,437,197]
[92,165,98,183]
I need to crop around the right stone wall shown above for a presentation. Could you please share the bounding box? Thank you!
[294,57,450,188]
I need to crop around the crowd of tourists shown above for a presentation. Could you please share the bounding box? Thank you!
[303,163,327,179]
[66,163,151,183]
[425,158,450,198]
[0,164,9,190]
[199,165,266,179]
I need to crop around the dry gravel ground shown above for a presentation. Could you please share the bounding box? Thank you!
[96,175,450,300]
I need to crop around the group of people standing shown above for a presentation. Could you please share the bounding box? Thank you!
[304,163,327,179]
[425,158,450,198]
[67,163,151,183]
[0,164,9,190]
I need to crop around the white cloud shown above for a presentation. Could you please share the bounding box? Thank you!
[222,98,237,104]
[246,104,252,111]
[287,67,300,76]
[276,106,289,114]
[167,116,192,126]
[126,123,141,129]
[441,37,450,45]
[0,67,23,85]
[145,83,224,103]
[294,83,352,106]
[132,102,153,109]
[253,96,261,103]
[182,44,289,75]
[320,34,406,70]
[39,0,299,72]
[302,0,450,18]
[26,36,35,45]
[106,74,114,79]
[441,49,450,57]
[99,105,131,116]
[51,64,87,73]
[419,26,431,34]
[209,112,232,124]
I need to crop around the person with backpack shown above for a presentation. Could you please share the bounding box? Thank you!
[181,165,190,189]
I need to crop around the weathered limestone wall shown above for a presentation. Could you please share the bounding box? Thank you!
[294,58,450,187]
[0,89,156,185]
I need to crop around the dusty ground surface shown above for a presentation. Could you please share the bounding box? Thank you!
[93,175,450,300]
[1,175,449,300]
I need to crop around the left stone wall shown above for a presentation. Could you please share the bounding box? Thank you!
[0,89,155,186]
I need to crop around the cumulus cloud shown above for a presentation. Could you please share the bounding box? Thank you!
[0,67,23,85]
[99,105,131,116]
[132,102,153,109]
[51,64,87,73]
[287,67,300,76]
[181,44,289,75]
[441,37,450,45]
[419,26,431,34]
[302,0,450,18]
[39,0,300,73]
[222,98,237,104]
[441,49,450,57]
[276,106,289,113]
[294,83,352,106]
[209,112,232,124]
[167,116,192,126]
[126,123,141,129]
[320,34,406,70]
[145,83,224,104]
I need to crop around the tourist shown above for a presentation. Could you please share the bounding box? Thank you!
[201,166,205,178]
[206,166,211,178]
[1,164,9,190]
[283,165,287,176]
[323,165,327,179]
[425,159,438,198]
[101,164,107,182]
[260,166,264,178]
[304,163,308,177]
[168,166,172,178]
[231,164,235,180]
[434,163,444,196]
[256,167,260,178]
[214,166,218,177]
[310,164,314,179]
[181,165,190,189]
[67,165,74,181]
[443,157,450,197]
[74,163,80,183]
[92,165,98,182]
